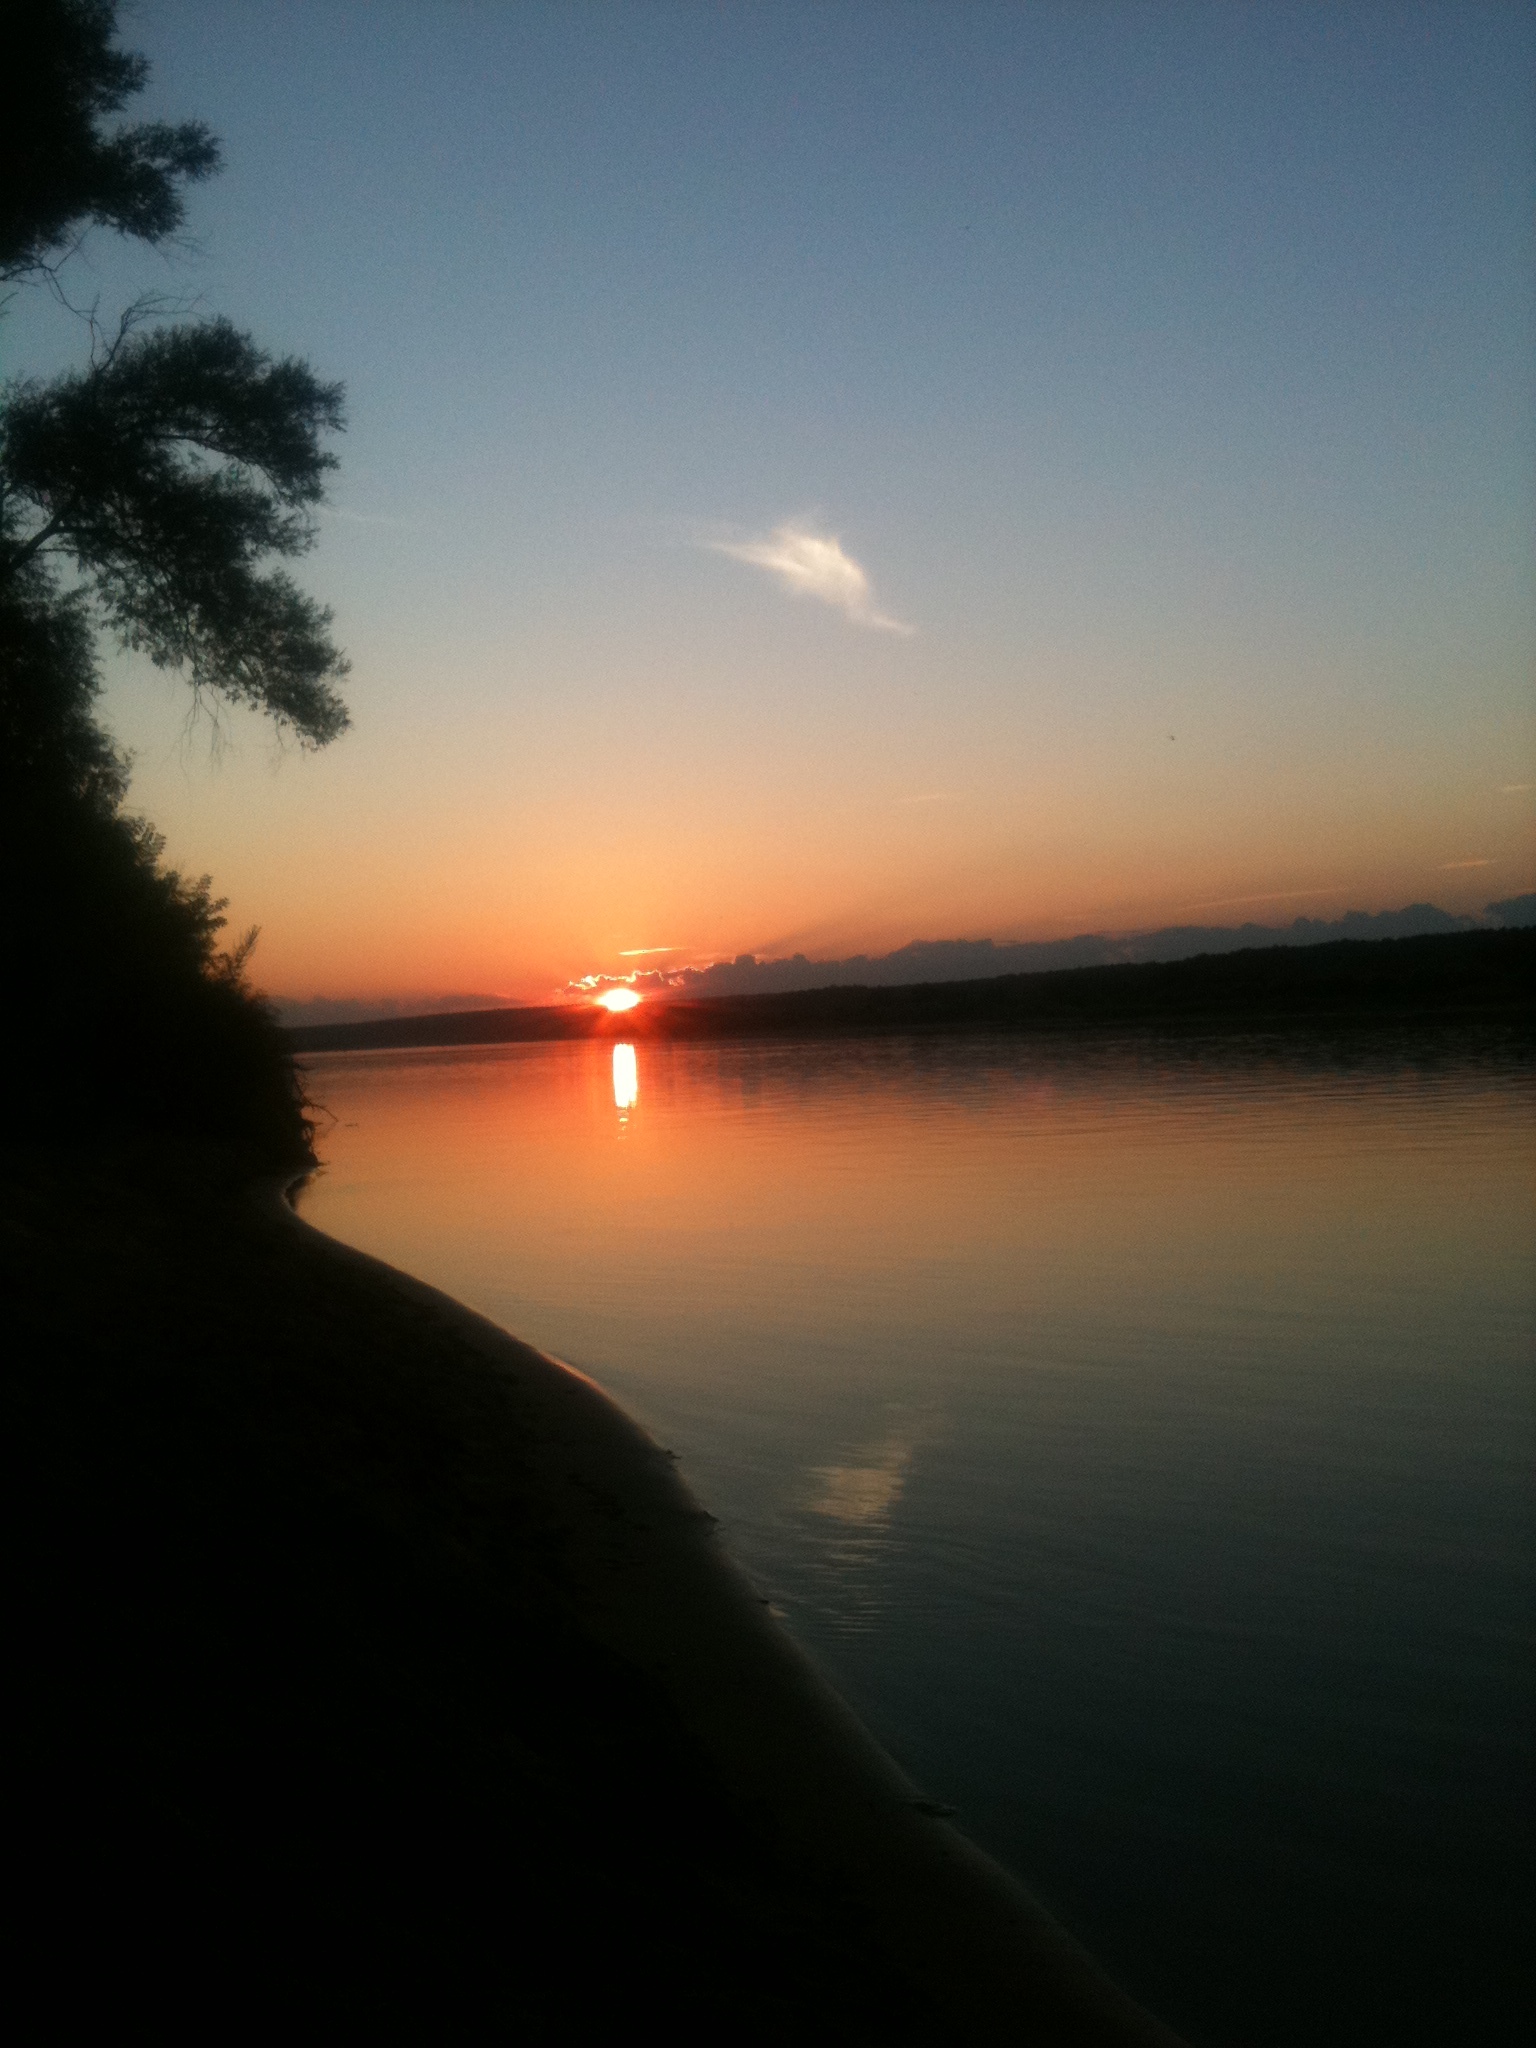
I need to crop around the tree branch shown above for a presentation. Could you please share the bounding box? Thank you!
[3,505,73,576]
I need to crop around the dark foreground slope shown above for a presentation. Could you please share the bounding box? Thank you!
[4,1151,861,2034]
[5,1146,1181,2043]
[286,928,1534,1054]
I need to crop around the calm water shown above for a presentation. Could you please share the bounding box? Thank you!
[298,1031,1534,2045]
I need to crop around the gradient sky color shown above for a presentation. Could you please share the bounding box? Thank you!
[9,0,1533,1004]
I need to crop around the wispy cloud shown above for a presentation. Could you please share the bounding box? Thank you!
[1179,886,1348,914]
[707,521,914,634]
[1502,783,1534,794]
[320,505,420,530]
[1441,857,1493,870]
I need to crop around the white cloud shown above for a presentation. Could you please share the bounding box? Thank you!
[708,521,914,634]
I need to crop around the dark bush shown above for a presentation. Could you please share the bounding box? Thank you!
[1,570,312,1166]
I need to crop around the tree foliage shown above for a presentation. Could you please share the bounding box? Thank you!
[1,1,349,746]
[1,0,348,1160]
[1,0,220,284]
[3,314,350,743]
[2,549,311,1159]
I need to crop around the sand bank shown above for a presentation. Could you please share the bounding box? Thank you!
[269,1175,1186,2045]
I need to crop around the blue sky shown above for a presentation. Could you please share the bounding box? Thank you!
[8,1,1532,1001]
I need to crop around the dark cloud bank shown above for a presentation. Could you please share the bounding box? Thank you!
[595,896,1535,1004]
[274,895,1534,1026]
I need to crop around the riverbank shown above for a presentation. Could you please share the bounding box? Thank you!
[6,1142,1182,2041]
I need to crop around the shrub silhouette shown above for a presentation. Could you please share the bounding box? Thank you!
[1,568,310,1161]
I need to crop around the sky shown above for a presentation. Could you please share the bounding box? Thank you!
[9,0,1534,1006]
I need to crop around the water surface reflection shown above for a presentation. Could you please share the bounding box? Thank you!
[299,1031,1534,2045]
[612,1042,638,1121]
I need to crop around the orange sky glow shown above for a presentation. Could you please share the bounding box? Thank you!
[27,4,1529,1012]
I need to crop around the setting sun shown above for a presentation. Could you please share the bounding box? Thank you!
[596,987,641,1013]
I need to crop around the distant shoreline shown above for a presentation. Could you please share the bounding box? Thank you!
[284,927,1534,1055]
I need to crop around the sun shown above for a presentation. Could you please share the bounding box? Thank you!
[596,987,641,1013]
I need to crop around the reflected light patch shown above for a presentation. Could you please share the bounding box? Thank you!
[810,1433,915,1527]
[612,1043,638,1112]
[597,987,642,1012]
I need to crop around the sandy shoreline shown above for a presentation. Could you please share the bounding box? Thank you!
[269,1175,1185,2044]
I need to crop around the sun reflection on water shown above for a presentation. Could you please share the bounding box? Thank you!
[612,1042,638,1123]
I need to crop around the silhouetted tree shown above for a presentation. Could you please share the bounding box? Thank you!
[1,0,349,743]
[1,0,350,1159]
[3,310,350,744]
[0,0,220,285]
